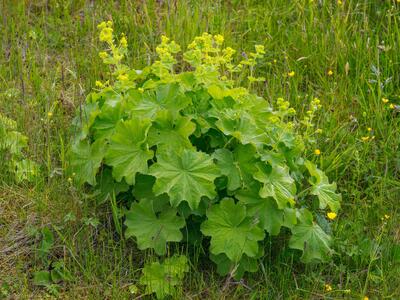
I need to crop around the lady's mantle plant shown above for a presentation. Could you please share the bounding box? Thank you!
[69,21,341,297]
[0,113,38,182]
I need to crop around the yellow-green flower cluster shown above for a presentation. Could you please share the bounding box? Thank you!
[301,97,321,128]
[98,21,114,44]
[97,21,129,80]
[152,35,181,79]
[276,97,296,117]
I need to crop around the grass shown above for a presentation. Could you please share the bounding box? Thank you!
[1,0,400,298]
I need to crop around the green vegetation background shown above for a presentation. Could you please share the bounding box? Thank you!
[1,0,399,298]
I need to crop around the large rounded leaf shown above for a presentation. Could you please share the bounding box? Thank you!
[201,198,265,262]
[289,208,332,262]
[149,149,220,210]
[105,118,154,185]
[254,162,296,209]
[125,200,185,255]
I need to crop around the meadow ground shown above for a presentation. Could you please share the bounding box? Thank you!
[1,0,400,299]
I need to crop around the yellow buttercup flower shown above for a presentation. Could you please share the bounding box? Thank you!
[327,70,333,76]
[314,149,321,155]
[324,284,332,292]
[384,214,390,219]
[288,71,295,77]
[389,103,395,109]
[95,81,103,88]
[361,136,370,142]
[363,297,369,300]
[47,112,53,118]
[367,127,372,132]
[327,212,337,220]
[382,97,389,103]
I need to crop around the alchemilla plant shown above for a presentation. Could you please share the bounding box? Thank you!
[69,21,341,298]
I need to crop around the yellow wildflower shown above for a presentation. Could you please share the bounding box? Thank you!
[255,45,265,55]
[327,70,333,76]
[106,20,113,27]
[47,112,53,118]
[273,59,277,63]
[367,127,372,132]
[117,74,128,81]
[97,21,107,30]
[120,35,128,48]
[361,136,370,142]
[325,284,333,292]
[389,103,395,109]
[67,177,73,183]
[327,212,337,220]
[338,0,343,5]
[288,71,295,77]
[382,97,389,103]
[314,149,321,155]
[99,27,113,44]
[214,34,224,45]
[99,51,108,59]
[95,81,103,88]
[363,297,369,300]
[384,214,390,219]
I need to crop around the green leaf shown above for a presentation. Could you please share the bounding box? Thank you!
[289,208,332,262]
[227,144,259,188]
[126,83,191,119]
[132,174,170,211]
[149,149,220,209]
[213,149,241,191]
[305,161,341,213]
[14,159,38,182]
[1,131,27,154]
[95,168,129,204]
[254,163,296,209]
[105,118,153,185]
[33,271,52,286]
[207,84,225,99]
[92,104,123,140]
[72,102,100,140]
[125,200,185,255]
[140,255,189,299]
[210,252,262,280]
[201,198,265,262]
[69,139,107,186]
[215,109,267,147]
[235,187,284,236]
[147,110,195,149]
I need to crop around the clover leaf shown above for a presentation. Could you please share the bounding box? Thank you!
[305,161,341,213]
[105,118,153,185]
[149,149,220,209]
[125,200,185,255]
[201,198,265,262]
